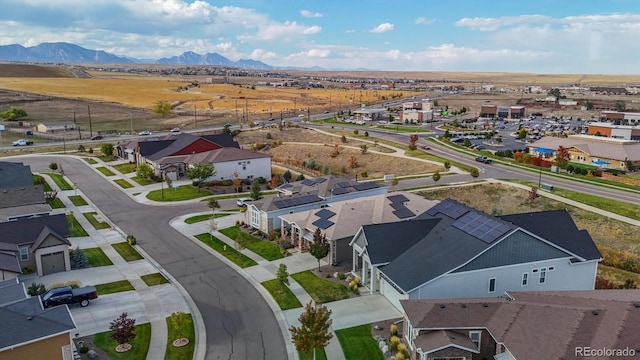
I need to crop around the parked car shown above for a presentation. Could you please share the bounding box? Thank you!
[420,145,431,150]
[91,135,103,140]
[170,128,181,133]
[475,156,492,164]
[236,197,252,207]
[41,286,98,308]
[138,130,151,136]
[12,139,33,146]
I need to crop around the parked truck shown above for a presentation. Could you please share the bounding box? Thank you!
[12,139,33,146]
[41,286,98,308]
[475,156,492,164]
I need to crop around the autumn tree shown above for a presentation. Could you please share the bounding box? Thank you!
[110,312,136,346]
[408,134,418,150]
[555,146,570,168]
[153,101,172,117]
[136,163,154,181]
[276,263,289,293]
[185,164,215,187]
[309,228,330,272]
[348,156,358,168]
[232,170,242,193]
[290,301,333,360]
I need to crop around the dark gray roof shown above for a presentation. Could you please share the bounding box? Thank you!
[138,139,175,157]
[0,252,20,274]
[0,185,45,209]
[363,219,440,265]
[500,210,602,261]
[202,134,240,148]
[0,280,25,306]
[0,213,69,246]
[141,133,240,161]
[276,175,382,198]
[0,297,75,351]
[0,162,33,189]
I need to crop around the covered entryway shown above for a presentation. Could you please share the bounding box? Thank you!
[41,251,65,275]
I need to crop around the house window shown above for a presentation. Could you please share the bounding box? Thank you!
[488,278,496,293]
[548,266,555,271]
[19,247,28,261]
[250,210,260,227]
[539,267,547,284]
[469,331,481,349]
[522,273,528,286]
[532,268,538,273]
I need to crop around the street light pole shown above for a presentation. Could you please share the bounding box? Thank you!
[538,156,542,189]
[128,112,133,135]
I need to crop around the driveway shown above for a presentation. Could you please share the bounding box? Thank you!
[20,156,287,360]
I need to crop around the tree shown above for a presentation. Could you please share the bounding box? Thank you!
[232,170,242,193]
[470,168,479,178]
[360,144,368,154]
[136,163,154,181]
[222,123,232,135]
[169,311,192,344]
[100,143,114,157]
[585,100,594,110]
[276,263,289,293]
[283,170,292,182]
[290,301,333,360]
[444,161,451,170]
[185,164,215,187]
[207,198,220,216]
[71,246,89,269]
[496,135,503,144]
[0,107,27,121]
[27,282,46,296]
[547,88,561,99]
[49,162,58,171]
[432,171,441,182]
[110,312,136,346]
[408,134,418,150]
[614,100,626,112]
[250,179,262,200]
[309,228,330,272]
[555,146,570,168]
[348,156,358,168]
[153,101,172,117]
[518,128,527,139]
[295,173,305,181]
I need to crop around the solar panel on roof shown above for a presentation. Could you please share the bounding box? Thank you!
[354,182,378,191]
[280,183,293,189]
[337,182,352,188]
[390,202,406,210]
[312,218,334,229]
[393,208,415,219]
[315,177,327,184]
[387,194,409,203]
[315,209,335,219]
[301,179,315,186]
[426,200,469,219]
[452,211,513,244]
[331,188,349,195]
[273,200,286,208]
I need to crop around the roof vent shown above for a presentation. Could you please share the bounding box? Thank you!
[439,304,446,309]
[26,316,32,321]
[461,304,467,309]
[482,303,489,308]
[592,310,599,316]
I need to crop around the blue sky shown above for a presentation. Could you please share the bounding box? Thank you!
[2,0,640,73]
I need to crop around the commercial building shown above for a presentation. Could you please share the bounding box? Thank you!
[479,105,526,119]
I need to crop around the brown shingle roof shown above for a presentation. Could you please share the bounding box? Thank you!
[414,330,479,355]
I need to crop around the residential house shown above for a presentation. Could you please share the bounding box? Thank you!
[0,162,34,188]
[350,199,601,310]
[0,185,51,222]
[0,214,71,277]
[401,289,640,360]
[279,192,437,264]
[247,176,386,234]
[35,121,76,134]
[0,278,76,360]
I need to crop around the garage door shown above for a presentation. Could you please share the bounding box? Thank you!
[41,252,65,276]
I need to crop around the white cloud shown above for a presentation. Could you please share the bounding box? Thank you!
[345,29,355,33]
[238,21,321,42]
[415,17,435,25]
[300,10,323,18]
[251,48,277,59]
[369,23,394,33]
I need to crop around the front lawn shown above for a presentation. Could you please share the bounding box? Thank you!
[46,172,73,190]
[336,325,385,360]
[68,195,89,206]
[165,313,195,360]
[47,197,65,209]
[147,185,211,201]
[184,213,230,224]
[84,157,98,165]
[220,226,284,261]
[84,247,114,267]
[112,162,136,174]
[194,233,257,268]
[96,166,116,176]
[93,322,151,359]
[131,176,156,186]
[66,214,89,237]
[114,179,134,189]
[291,270,350,304]
[261,279,303,310]
[112,242,144,262]
[33,175,52,191]
[141,273,169,286]
[95,280,135,295]
[83,212,111,230]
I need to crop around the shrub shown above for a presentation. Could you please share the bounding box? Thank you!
[79,346,89,353]
[22,266,34,274]
[266,132,272,139]
[27,282,46,296]
[336,272,346,280]
[353,129,359,135]
[49,162,58,171]
[390,324,398,337]
[70,246,89,269]
[88,147,94,154]
[341,135,347,143]
[364,131,369,137]
[360,171,368,178]
[78,144,86,152]
[566,164,574,173]
[389,336,400,352]
[395,351,405,360]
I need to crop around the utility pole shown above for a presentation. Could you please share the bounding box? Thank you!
[87,105,93,137]
[194,105,197,128]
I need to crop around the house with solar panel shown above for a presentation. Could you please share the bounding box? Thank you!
[279,192,437,264]
[350,199,602,310]
[246,176,386,235]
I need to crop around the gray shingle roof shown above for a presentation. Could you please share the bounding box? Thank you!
[140,133,240,161]
[0,213,69,246]
[0,279,25,306]
[0,251,20,274]
[0,185,46,209]
[0,162,33,189]
[276,175,382,198]
[183,147,270,164]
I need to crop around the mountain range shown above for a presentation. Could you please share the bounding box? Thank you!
[0,42,277,70]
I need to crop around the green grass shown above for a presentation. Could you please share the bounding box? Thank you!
[299,348,328,360]
[96,166,116,176]
[114,178,134,189]
[184,213,230,224]
[95,280,135,295]
[46,172,73,190]
[83,211,111,229]
[165,313,195,360]
[220,226,284,261]
[47,197,65,209]
[84,247,114,267]
[141,273,169,286]
[93,322,151,359]
[261,279,303,310]
[84,157,98,164]
[112,242,144,262]
[291,271,351,304]
[68,195,89,206]
[377,125,432,133]
[336,325,385,360]
[131,176,157,186]
[113,162,136,174]
[598,265,640,285]
[147,185,211,201]
[33,175,52,191]
[194,233,257,268]
[66,214,89,237]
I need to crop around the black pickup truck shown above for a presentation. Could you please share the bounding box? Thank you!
[41,286,98,308]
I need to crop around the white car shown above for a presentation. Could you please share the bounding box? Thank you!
[170,128,180,133]
[12,139,33,146]
[138,130,151,136]
[236,197,252,207]
[298,114,305,118]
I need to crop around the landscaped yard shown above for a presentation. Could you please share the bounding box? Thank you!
[93,322,151,359]
[47,197,65,209]
[141,273,169,286]
[66,214,89,237]
[261,279,303,310]
[184,213,230,224]
[114,178,134,189]
[299,348,328,360]
[147,185,211,201]
[84,157,98,164]
[83,212,111,230]
[95,280,135,295]
[194,233,257,268]
[220,226,284,261]
[33,175,52,191]
[165,313,195,360]
[68,195,89,206]
[96,166,116,176]
[46,172,73,190]
[112,162,136,174]
[84,247,114,267]
[131,176,156,186]
[336,325,385,360]
[112,242,144,261]
[291,270,351,304]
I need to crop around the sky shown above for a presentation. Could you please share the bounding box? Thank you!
[2,0,640,73]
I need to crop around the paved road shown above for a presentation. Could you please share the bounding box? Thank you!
[21,156,287,360]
